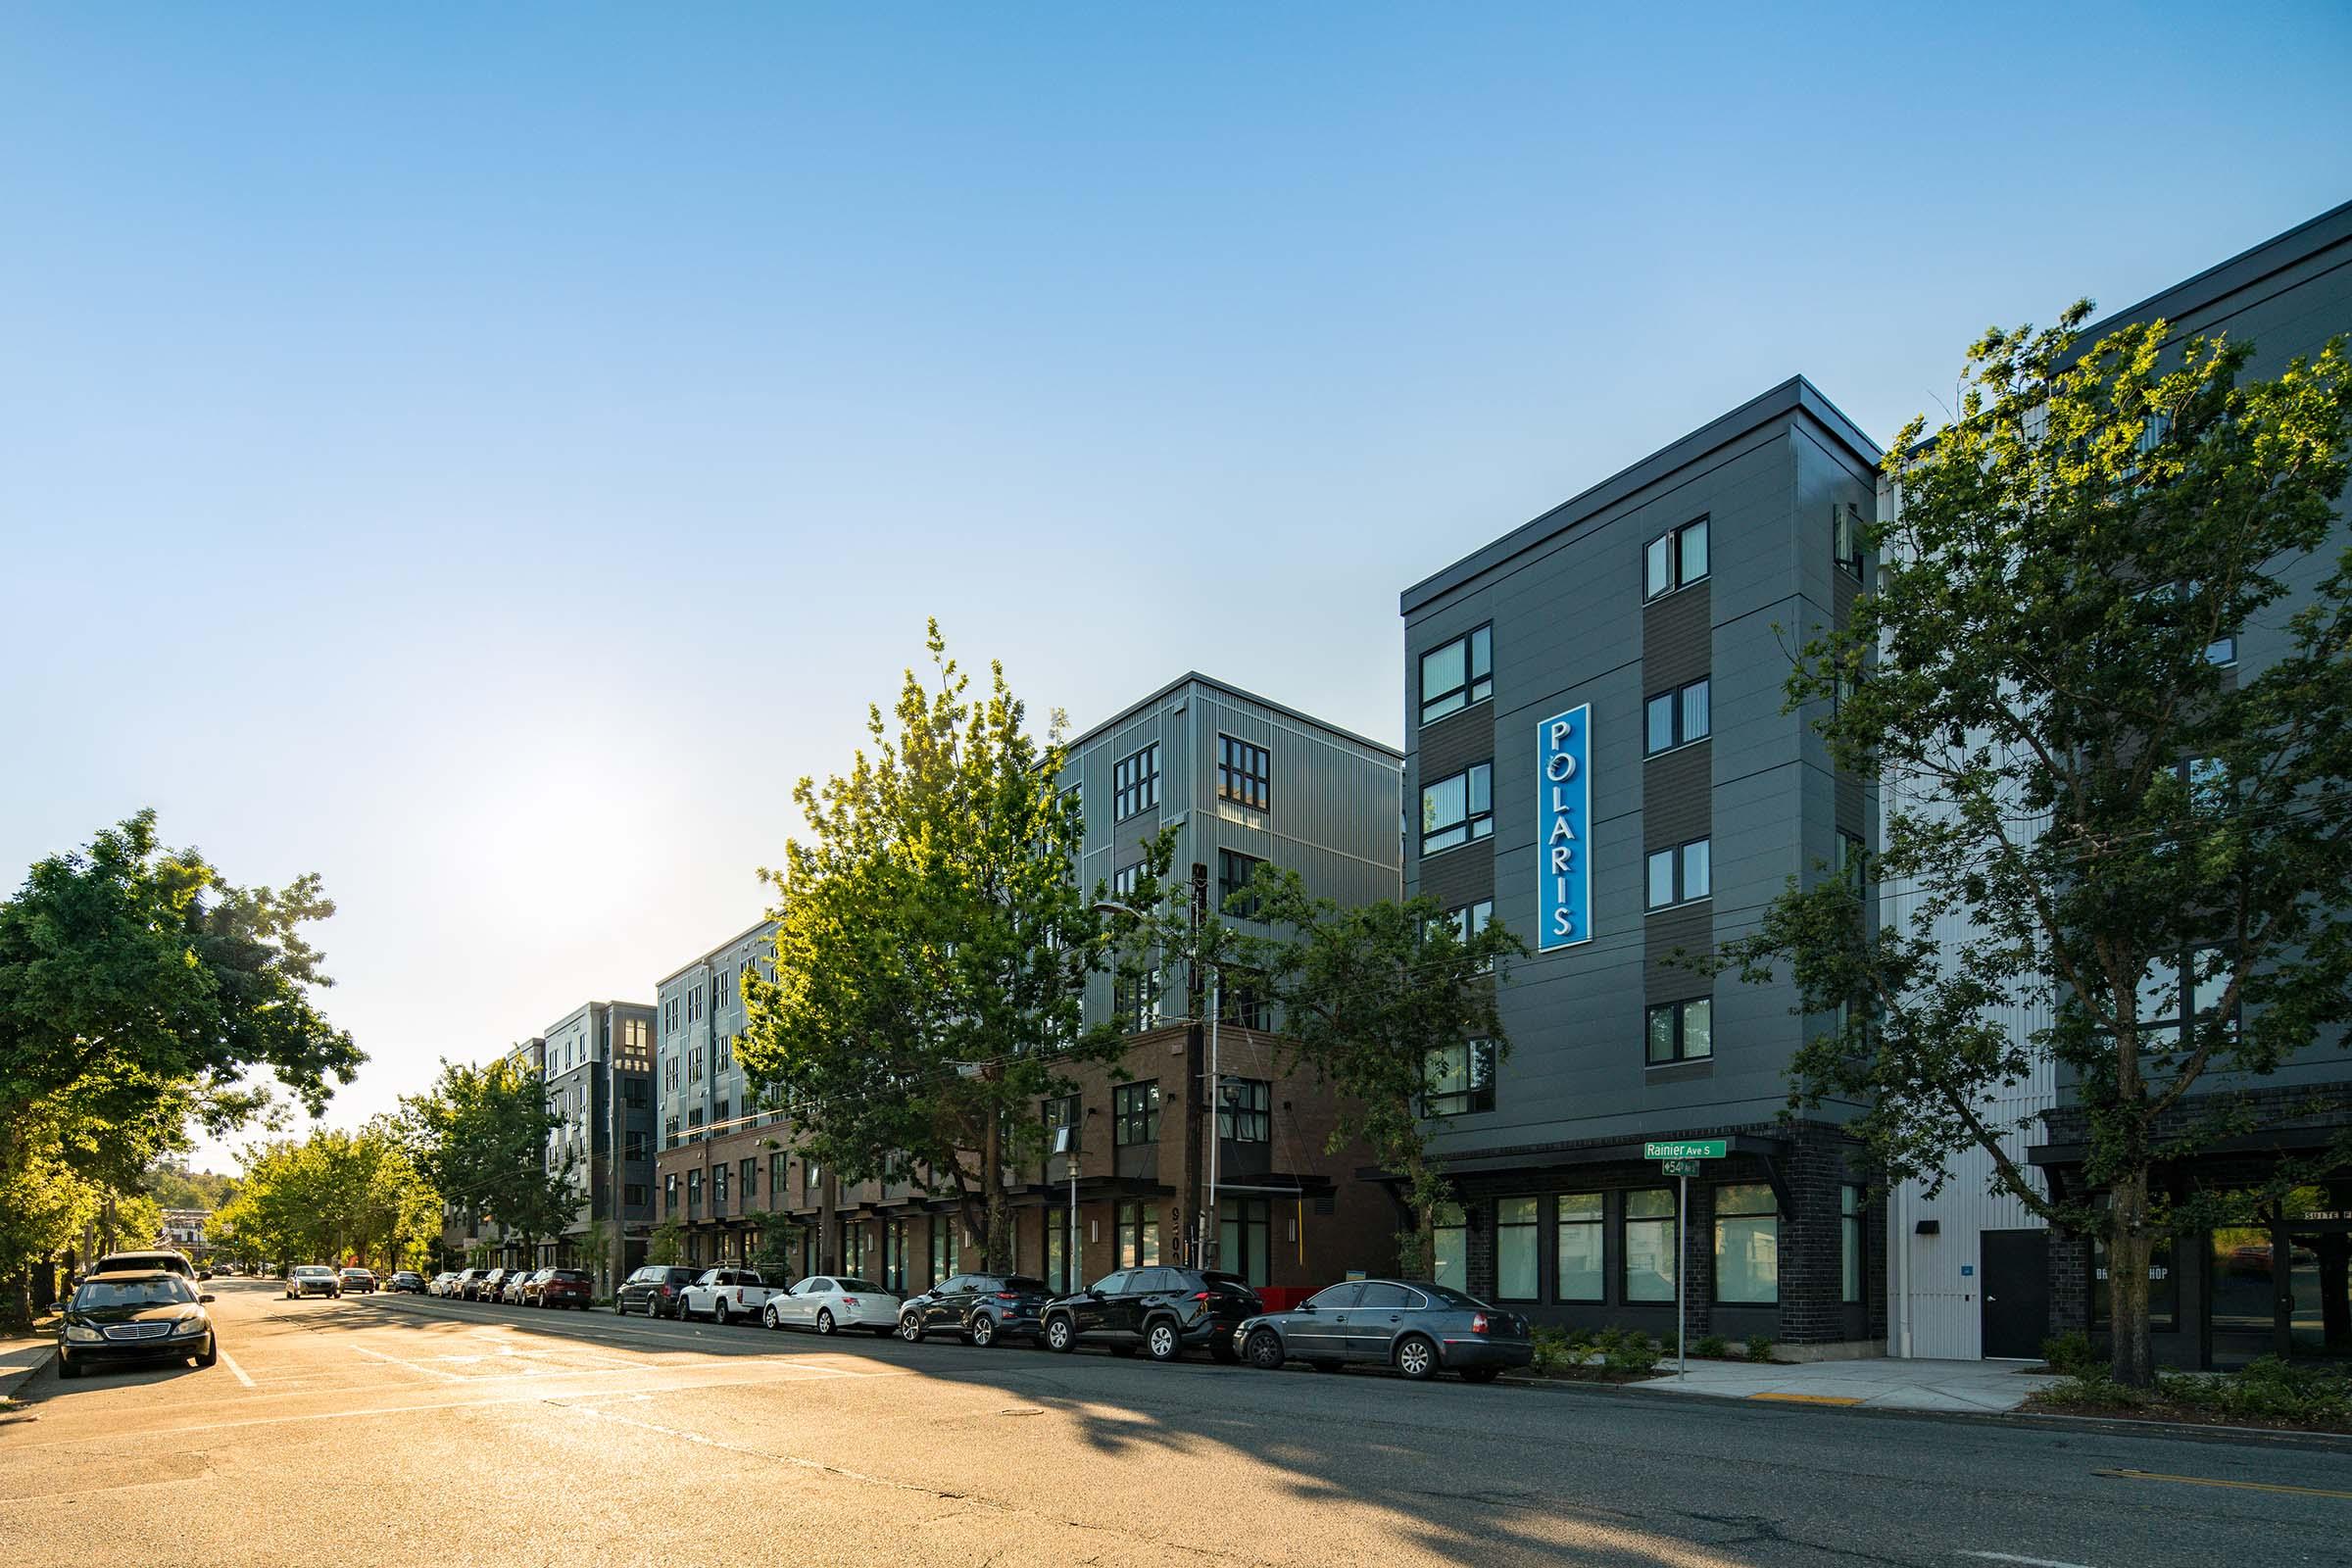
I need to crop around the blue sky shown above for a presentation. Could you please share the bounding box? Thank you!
[4,2,2348,1169]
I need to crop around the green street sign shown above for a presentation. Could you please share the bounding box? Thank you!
[1643,1140,1728,1161]
[1659,1159,1703,1176]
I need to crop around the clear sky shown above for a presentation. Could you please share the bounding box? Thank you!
[5,2,2348,1172]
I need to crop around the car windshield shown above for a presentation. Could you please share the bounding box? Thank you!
[833,1279,883,1294]
[296,1267,333,1277]
[75,1277,194,1308]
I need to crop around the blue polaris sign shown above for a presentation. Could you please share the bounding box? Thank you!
[1537,704,1592,951]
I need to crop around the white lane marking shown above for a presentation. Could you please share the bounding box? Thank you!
[351,1344,462,1381]
[216,1348,256,1389]
[1959,1552,2097,1568]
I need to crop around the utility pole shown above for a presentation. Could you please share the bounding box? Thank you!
[1184,861,1207,1268]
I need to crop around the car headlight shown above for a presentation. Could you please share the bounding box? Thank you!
[172,1315,208,1337]
[65,1323,101,1343]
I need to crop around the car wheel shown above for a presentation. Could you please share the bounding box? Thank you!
[1246,1329,1285,1370]
[763,1303,780,1331]
[971,1313,1000,1348]
[1043,1314,1074,1353]
[195,1336,219,1369]
[1144,1320,1181,1362]
[897,1315,923,1344]
[816,1309,836,1336]
[1460,1367,1501,1384]
[1394,1335,1438,1382]
[714,1300,731,1327]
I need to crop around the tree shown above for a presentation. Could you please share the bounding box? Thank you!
[1239,871,1527,1275]
[213,1123,438,1271]
[401,1055,576,1265]
[740,623,1116,1273]
[646,1218,687,1266]
[1712,308,2352,1385]
[0,811,359,1321]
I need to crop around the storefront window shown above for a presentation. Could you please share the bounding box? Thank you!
[1046,1208,1073,1295]
[2095,1232,2180,1332]
[1495,1198,1539,1299]
[1432,1202,1467,1291]
[1840,1186,1864,1305]
[1556,1193,1603,1302]
[1624,1189,1677,1302]
[1116,1200,1159,1268]
[930,1219,956,1286]
[1219,1197,1271,1288]
[1714,1184,1779,1303]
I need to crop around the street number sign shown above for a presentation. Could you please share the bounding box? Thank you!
[1658,1159,1702,1176]
[1643,1139,1727,1160]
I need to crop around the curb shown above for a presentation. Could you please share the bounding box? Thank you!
[0,1344,57,1404]
[1492,1369,2352,1452]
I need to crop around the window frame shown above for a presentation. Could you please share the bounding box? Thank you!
[1217,849,1267,921]
[1215,1077,1271,1143]
[1420,760,1494,857]
[1712,1182,1780,1304]
[1216,734,1271,811]
[1554,1192,1605,1303]
[1644,998,1713,1064]
[1622,1188,1679,1302]
[1643,517,1710,601]
[1112,744,1161,821]
[1419,623,1494,724]
[1494,1197,1540,1302]
[1834,502,1866,578]
[1113,1080,1161,1146]
[1643,677,1711,756]
[1645,837,1712,909]
[1423,1040,1496,1116]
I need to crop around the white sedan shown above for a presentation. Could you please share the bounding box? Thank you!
[761,1276,901,1337]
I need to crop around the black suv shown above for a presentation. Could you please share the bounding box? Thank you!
[896,1273,1052,1348]
[1042,1267,1261,1362]
[615,1265,701,1319]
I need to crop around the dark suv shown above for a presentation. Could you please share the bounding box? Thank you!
[1042,1267,1261,1362]
[615,1265,701,1318]
[896,1272,1052,1348]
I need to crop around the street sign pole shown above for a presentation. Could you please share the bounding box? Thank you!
[1642,1142,1728,1381]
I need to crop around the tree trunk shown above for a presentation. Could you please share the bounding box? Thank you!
[2107,1171,2156,1388]
[982,1102,1008,1274]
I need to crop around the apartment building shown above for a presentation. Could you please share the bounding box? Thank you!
[652,919,789,1269]
[1398,379,1886,1353]
[1887,200,2352,1368]
[536,1000,659,1287]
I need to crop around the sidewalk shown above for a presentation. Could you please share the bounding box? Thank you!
[0,1333,55,1402]
[1625,1354,2058,1413]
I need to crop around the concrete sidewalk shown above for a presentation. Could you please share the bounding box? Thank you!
[0,1334,55,1401]
[1627,1354,2058,1413]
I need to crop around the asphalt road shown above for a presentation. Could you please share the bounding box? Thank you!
[2,1279,2347,1566]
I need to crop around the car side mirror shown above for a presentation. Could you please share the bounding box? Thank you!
[200,1293,216,1303]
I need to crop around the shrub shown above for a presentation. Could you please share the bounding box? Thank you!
[1592,1325,1627,1360]
[1744,1335,1775,1364]
[2039,1331,2097,1375]
[1564,1327,1596,1365]
[1530,1328,1575,1375]
[1605,1330,1662,1376]
[1692,1334,1731,1359]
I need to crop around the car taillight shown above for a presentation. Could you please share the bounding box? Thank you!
[1190,1292,1211,1302]
[840,1297,858,1306]
[995,1292,1020,1301]
[661,1285,675,1297]
[1471,1312,1490,1335]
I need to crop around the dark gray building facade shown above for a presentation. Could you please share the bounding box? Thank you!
[540,999,659,1287]
[1399,378,1885,1351]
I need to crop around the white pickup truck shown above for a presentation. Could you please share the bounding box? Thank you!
[677,1266,788,1325]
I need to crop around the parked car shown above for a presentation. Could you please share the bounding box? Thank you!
[340,1267,376,1295]
[386,1271,426,1294]
[285,1265,341,1299]
[680,1266,789,1325]
[763,1275,900,1336]
[897,1272,1052,1348]
[90,1250,199,1282]
[526,1268,594,1308]
[448,1268,486,1299]
[499,1270,537,1303]
[474,1267,519,1301]
[614,1265,700,1318]
[1230,1279,1531,1382]
[1041,1267,1261,1362]
[426,1272,460,1296]
[57,1271,218,1378]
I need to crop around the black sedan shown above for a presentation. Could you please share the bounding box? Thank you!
[1230,1279,1531,1382]
[58,1272,219,1378]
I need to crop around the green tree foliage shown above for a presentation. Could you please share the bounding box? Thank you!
[401,1055,577,1261]
[740,623,1115,1272]
[645,1218,686,1266]
[212,1122,438,1271]
[1237,871,1527,1275]
[144,1163,238,1212]
[1712,309,2352,1386]
[0,811,359,1320]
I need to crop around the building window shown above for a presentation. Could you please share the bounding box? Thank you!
[624,1018,650,1053]
[1840,1186,1864,1305]
[1217,850,1267,920]
[1495,1198,1540,1300]
[1423,1040,1495,1116]
[1432,1202,1467,1291]
[687,1170,703,1212]
[2092,1229,2180,1332]
[715,1035,733,1071]
[1115,1200,1160,1268]
[1216,1078,1270,1143]
[1043,1093,1081,1156]
[712,1166,727,1209]
[1421,761,1493,856]
[1223,979,1269,1031]
[663,1173,677,1214]
[712,1099,730,1131]
[739,1156,757,1200]
[842,1226,865,1278]
[1217,735,1271,810]
[1644,517,1709,600]
[1113,1081,1160,1146]
[770,1152,788,1201]
[1113,968,1161,1032]
[1556,1193,1604,1302]
[1644,677,1711,755]
[1113,744,1160,820]
[1835,503,1865,577]
[1111,861,1143,902]
[1645,999,1712,1064]
[1714,1184,1779,1303]
[1218,1197,1271,1288]
[662,1115,679,1151]
[1420,624,1494,724]
[930,1219,956,1286]
[622,1130,648,1163]
[1624,1188,1678,1301]
[884,1219,909,1294]
[623,1079,649,1109]
[624,1183,649,1208]
[688,1047,704,1085]
[804,1160,821,1201]
[1646,839,1711,909]
[686,1108,705,1140]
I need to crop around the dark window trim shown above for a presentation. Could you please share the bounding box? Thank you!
[1419,622,1495,725]
[1216,734,1271,811]
[1644,998,1713,1065]
[1553,1193,1606,1304]
[1643,677,1711,757]
[1645,837,1712,911]
[1643,516,1711,602]
[1112,743,1161,821]
[1834,502,1866,579]
[1113,1080,1160,1146]
[1493,1196,1542,1302]
[1423,1040,1496,1117]
[1420,760,1494,858]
